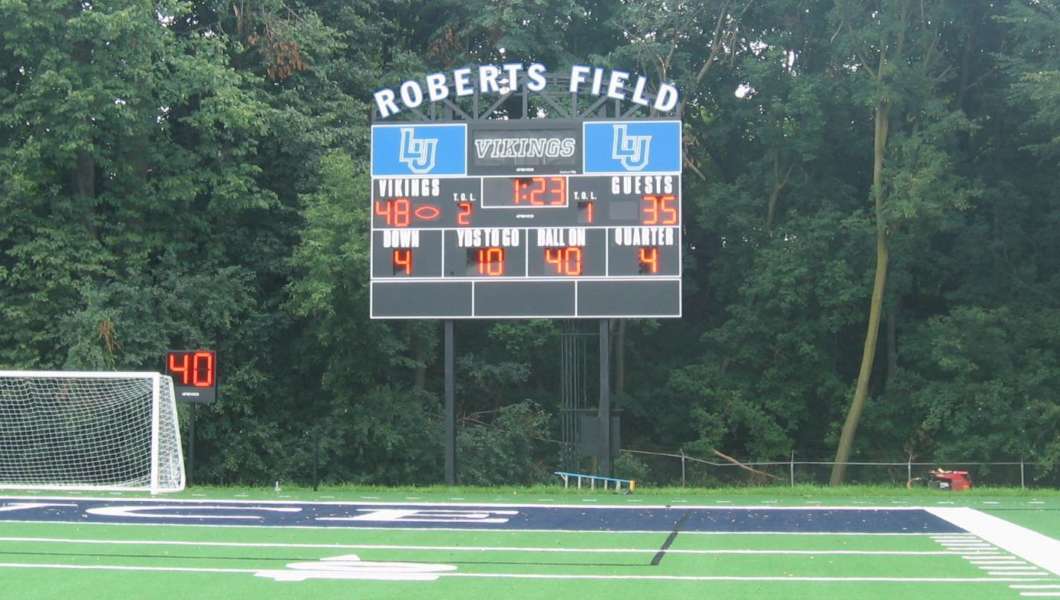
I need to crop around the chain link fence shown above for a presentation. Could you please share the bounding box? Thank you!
[616,448,1058,488]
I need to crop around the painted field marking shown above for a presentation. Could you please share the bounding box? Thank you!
[0,562,1056,584]
[0,536,977,556]
[85,505,302,521]
[255,555,456,581]
[967,557,1022,562]
[317,509,519,524]
[928,507,1060,576]
[1012,585,1060,589]
[1018,593,1060,597]
[0,503,78,512]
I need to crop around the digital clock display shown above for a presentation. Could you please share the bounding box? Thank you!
[482,176,568,208]
[165,350,217,403]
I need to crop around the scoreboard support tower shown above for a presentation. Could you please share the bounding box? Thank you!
[372,73,681,482]
[598,319,611,476]
[445,320,456,485]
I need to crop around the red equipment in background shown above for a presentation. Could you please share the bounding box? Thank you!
[930,469,973,491]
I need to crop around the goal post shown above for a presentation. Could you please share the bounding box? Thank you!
[0,370,185,494]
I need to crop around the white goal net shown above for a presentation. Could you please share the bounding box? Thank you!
[0,371,185,494]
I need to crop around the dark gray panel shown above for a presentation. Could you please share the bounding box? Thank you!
[372,281,472,318]
[577,280,680,317]
[371,178,481,229]
[468,120,582,176]
[474,281,575,317]
[372,230,443,278]
[527,228,606,277]
[607,227,681,276]
[443,229,527,277]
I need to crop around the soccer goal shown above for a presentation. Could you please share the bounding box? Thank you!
[0,371,185,494]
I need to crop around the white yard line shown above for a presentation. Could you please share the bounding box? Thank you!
[0,562,1054,584]
[927,508,1060,577]
[0,536,968,556]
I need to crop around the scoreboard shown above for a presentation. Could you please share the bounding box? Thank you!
[370,119,681,319]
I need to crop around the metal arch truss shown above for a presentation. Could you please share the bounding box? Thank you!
[372,74,681,123]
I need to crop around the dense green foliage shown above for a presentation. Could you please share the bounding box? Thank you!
[1,0,1057,485]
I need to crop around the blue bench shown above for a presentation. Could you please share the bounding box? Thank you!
[554,471,636,493]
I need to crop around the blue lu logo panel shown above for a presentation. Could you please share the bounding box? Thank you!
[583,121,681,174]
[371,124,467,176]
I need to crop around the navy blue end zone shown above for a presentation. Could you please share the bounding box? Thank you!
[0,497,965,534]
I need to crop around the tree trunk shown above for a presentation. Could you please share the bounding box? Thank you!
[830,101,890,486]
[886,301,898,384]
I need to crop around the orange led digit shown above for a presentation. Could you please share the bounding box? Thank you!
[527,177,547,205]
[580,201,594,223]
[641,195,660,225]
[191,351,214,387]
[393,249,413,275]
[564,247,583,275]
[457,202,473,225]
[548,177,566,205]
[638,247,660,274]
[168,352,191,385]
[660,194,678,224]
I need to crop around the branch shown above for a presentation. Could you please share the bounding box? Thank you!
[678,0,755,115]
[684,156,708,182]
[713,448,782,480]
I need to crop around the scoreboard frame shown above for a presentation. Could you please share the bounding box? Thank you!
[369,118,682,320]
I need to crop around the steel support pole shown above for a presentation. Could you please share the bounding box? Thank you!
[187,403,195,486]
[598,319,611,476]
[444,320,456,485]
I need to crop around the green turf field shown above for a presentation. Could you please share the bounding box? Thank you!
[0,486,1057,599]
[1,521,1055,600]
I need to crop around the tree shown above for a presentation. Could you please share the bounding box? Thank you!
[827,0,975,484]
